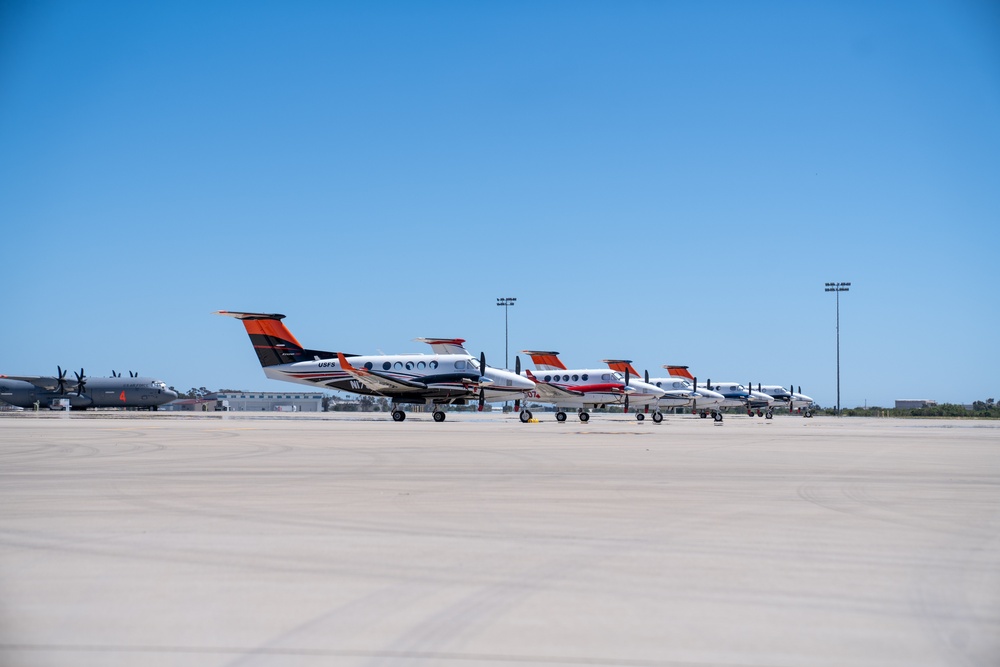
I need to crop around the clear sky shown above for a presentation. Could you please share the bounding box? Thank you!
[2,1,998,408]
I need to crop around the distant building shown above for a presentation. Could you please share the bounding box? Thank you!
[895,399,937,410]
[214,391,326,412]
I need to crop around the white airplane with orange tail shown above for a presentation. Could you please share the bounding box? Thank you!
[604,361,726,420]
[518,351,665,423]
[216,311,535,422]
[665,365,776,419]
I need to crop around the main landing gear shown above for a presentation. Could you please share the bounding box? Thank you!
[634,411,663,423]
[390,407,448,422]
[696,409,723,422]
[699,410,724,422]
[554,410,590,422]
[519,409,533,423]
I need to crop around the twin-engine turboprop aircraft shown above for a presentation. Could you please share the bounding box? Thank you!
[519,351,665,423]
[756,384,815,417]
[665,366,776,418]
[604,361,727,420]
[0,367,177,410]
[216,311,534,422]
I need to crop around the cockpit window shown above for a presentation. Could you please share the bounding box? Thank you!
[455,360,466,370]
[611,371,624,382]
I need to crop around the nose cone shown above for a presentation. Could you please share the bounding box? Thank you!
[493,369,535,391]
[514,373,536,391]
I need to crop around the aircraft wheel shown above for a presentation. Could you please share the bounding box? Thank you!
[713,412,723,422]
[636,413,645,422]
[519,410,532,423]
[391,410,406,422]
[765,410,773,419]
[699,411,708,419]
[747,410,754,417]
[804,410,813,418]
[556,411,567,422]
[652,411,663,424]
[579,411,590,423]
[432,411,446,423]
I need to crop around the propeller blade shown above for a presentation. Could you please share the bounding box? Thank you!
[515,355,521,375]
[57,366,67,394]
[75,368,87,396]
[624,367,629,414]
[692,376,698,411]
[479,387,485,412]
[644,369,649,384]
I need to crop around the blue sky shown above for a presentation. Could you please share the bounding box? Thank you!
[2,1,998,408]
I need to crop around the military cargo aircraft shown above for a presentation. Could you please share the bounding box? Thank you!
[0,367,177,410]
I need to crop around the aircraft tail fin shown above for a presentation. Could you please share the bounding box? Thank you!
[521,350,567,371]
[663,365,695,380]
[215,311,336,367]
[414,338,468,355]
[603,359,640,377]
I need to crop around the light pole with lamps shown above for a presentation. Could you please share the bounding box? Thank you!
[496,297,516,370]
[824,282,850,415]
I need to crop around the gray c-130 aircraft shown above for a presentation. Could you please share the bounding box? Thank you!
[0,367,178,410]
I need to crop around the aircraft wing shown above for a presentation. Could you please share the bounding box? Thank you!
[523,372,584,400]
[0,375,73,391]
[530,383,586,400]
[336,353,428,395]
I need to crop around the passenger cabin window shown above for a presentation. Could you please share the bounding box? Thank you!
[417,361,426,369]
[455,361,466,369]
[405,361,414,370]
[364,362,373,370]
[544,375,552,382]
[429,361,438,369]
[602,374,611,381]
[394,362,403,370]
[572,375,579,382]
[382,362,391,370]
[582,374,589,381]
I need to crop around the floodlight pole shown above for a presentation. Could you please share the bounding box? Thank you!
[496,297,516,370]
[824,282,851,415]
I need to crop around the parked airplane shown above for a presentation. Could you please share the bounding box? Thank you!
[756,384,815,417]
[519,351,665,422]
[663,365,776,419]
[216,311,535,422]
[0,367,177,410]
[604,361,727,421]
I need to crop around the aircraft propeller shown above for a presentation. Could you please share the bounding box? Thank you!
[74,369,87,396]
[692,376,698,413]
[644,370,651,414]
[478,351,487,412]
[514,356,522,413]
[56,366,68,395]
[112,370,120,378]
[623,366,630,414]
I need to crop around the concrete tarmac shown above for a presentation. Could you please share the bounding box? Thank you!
[1,412,998,667]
